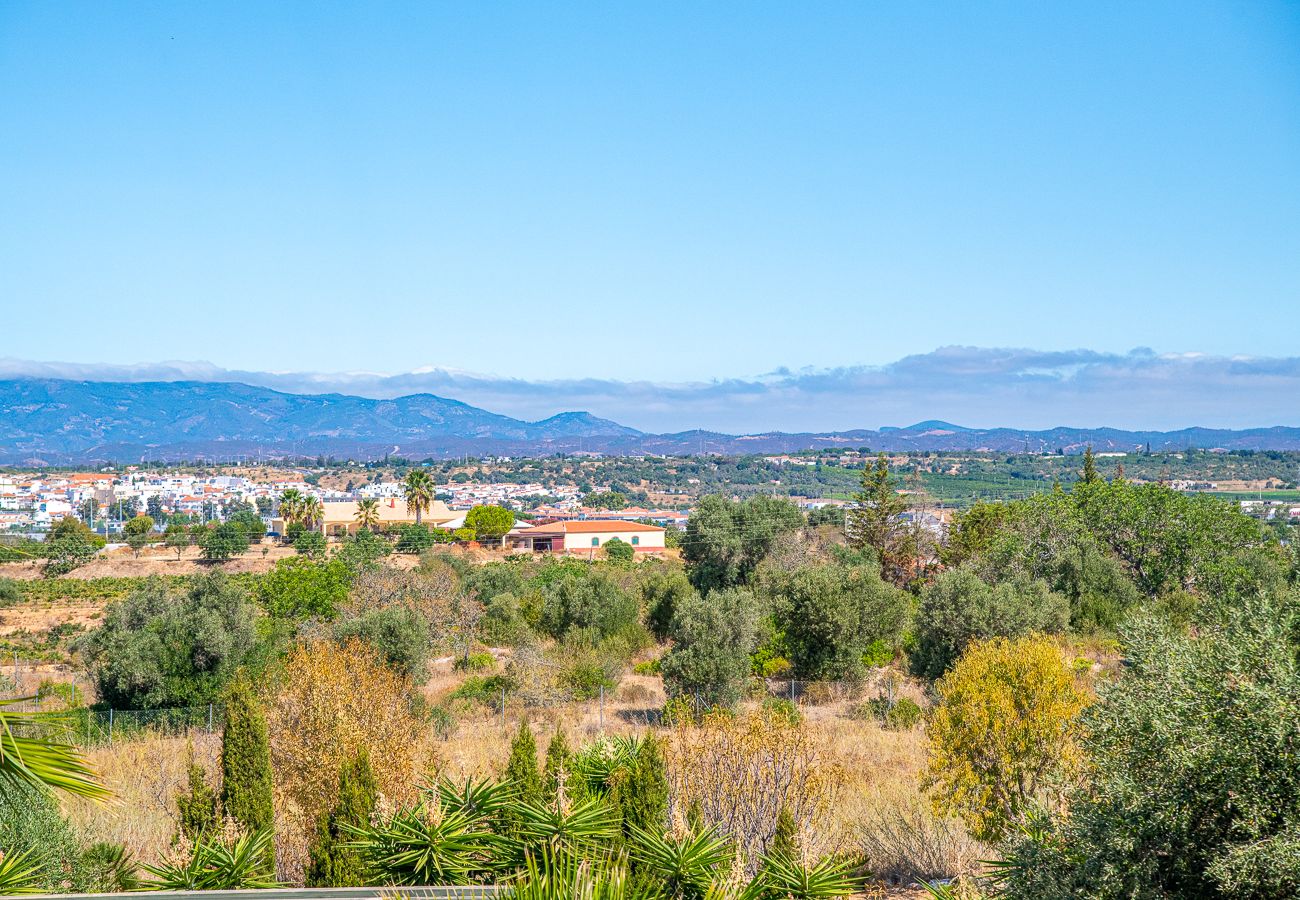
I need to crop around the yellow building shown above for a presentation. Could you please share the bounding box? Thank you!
[274,497,458,536]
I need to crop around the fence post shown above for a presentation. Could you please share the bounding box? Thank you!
[599,685,605,732]
[789,679,795,703]
[108,708,114,746]
[208,703,214,733]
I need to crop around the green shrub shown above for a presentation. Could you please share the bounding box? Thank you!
[632,659,662,676]
[762,559,912,682]
[0,578,21,608]
[853,695,922,730]
[661,587,761,708]
[337,529,391,572]
[641,569,696,642]
[80,573,258,709]
[603,538,635,564]
[395,524,434,553]
[332,605,430,681]
[176,756,220,841]
[450,673,515,706]
[0,781,94,892]
[43,536,97,576]
[199,523,250,562]
[911,567,1069,680]
[453,651,496,672]
[861,638,894,669]
[561,657,618,701]
[503,721,544,807]
[1003,594,1300,898]
[761,697,802,725]
[481,592,532,646]
[539,570,639,642]
[256,557,351,619]
[293,529,327,558]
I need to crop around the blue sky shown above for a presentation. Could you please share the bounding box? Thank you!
[2,2,1299,430]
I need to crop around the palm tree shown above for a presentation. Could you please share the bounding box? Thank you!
[403,470,434,526]
[301,496,325,532]
[0,698,110,801]
[355,497,380,532]
[277,489,304,526]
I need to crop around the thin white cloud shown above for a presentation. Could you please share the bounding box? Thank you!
[1,347,1298,433]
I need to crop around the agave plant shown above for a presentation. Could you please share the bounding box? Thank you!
[752,851,862,899]
[0,849,44,895]
[140,827,281,891]
[345,794,500,885]
[0,697,109,800]
[627,823,735,900]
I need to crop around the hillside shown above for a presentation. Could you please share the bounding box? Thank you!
[2,378,1300,464]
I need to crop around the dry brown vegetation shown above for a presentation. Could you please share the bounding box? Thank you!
[56,658,983,893]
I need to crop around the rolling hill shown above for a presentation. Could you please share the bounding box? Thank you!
[1,378,1298,464]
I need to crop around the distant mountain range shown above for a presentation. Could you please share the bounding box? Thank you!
[2,378,1299,465]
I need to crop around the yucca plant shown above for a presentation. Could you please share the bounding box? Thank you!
[140,827,281,890]
[506,847,645,900]
[751,851,862,899]
[571,736,643,798]
[80,841,141,893]
[627,823,734,899]
[437,775,517,825]
[511,795,621,861]
[0,849,44,895]
[0,698,109,800]
[345,795,500,885]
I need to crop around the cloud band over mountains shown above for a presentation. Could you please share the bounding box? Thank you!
[2,347,1297,434]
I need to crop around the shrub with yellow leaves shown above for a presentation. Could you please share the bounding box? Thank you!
[922,634,1090,843]
[264,639,432,881]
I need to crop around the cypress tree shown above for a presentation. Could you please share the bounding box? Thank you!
[542,730,573,807]
[175,750,219,840]
[305,749,378,887]
[612,736,669,837]
[769,806,800,859]
[503,721,543,806]
[220,673,275,836]
[1081,446,1099,484]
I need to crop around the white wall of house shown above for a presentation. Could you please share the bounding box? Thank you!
[561,528,666,553]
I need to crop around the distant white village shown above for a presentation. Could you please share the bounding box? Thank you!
[0,469,690,535]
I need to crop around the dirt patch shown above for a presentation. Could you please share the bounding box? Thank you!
[0,602,103,638]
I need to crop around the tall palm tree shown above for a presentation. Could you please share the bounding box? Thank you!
[277,489,304,526]
[301,496,325,532]
[403,470,434,526]
[355,497,380,532]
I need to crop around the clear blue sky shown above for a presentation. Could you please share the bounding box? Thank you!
[2,1,1298,387]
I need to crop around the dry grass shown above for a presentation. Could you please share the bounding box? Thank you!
[62,732,219,867]
[61,666,977,889]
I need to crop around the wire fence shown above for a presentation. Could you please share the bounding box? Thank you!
[463,673,913,743]
[1,690,223,747]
